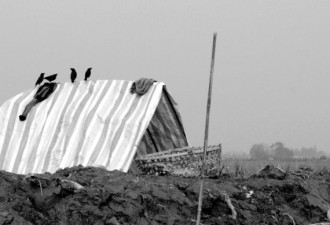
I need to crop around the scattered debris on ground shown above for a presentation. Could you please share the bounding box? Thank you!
[0,165,330,225]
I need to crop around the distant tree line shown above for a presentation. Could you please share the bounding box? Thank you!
[249,142,327,160]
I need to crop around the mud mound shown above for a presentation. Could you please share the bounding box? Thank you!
[0,165,329,225]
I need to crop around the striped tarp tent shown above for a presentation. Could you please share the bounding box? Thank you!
[0,80,188,174]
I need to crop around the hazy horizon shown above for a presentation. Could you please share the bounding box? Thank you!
[1,1,329,154]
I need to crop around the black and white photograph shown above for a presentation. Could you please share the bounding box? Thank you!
[0,1,329,224]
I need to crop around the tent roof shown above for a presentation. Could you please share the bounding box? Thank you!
[0,80,170,174]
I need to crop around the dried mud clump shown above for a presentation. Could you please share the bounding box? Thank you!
[0,165,329,225]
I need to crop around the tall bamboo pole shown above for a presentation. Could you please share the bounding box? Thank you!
[196,33,217,225]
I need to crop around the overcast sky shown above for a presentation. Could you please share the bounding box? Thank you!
[1,1,330,154]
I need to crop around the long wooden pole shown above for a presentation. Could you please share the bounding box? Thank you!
[196,33,217,225]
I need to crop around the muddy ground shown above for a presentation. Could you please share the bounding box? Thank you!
[0,165,329,225]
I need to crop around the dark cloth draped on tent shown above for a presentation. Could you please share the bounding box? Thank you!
[19,83,58,121]
[130,78,156,95]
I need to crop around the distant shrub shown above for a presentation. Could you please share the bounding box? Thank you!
[320,155,327,160]
[249,144,270,160]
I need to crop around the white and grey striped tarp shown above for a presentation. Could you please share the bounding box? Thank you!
[0,80,164,174]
